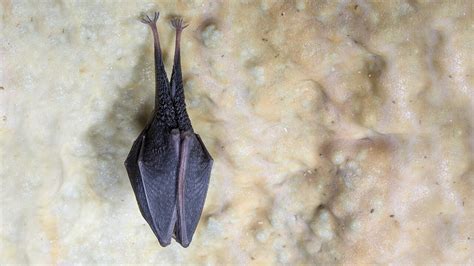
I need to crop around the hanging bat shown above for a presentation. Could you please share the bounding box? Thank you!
[124,12,213,248]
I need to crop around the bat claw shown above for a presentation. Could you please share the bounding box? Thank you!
[141,11,160,25]
[171,17,189,31]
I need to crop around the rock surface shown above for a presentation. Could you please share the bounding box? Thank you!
[0,0,472,264]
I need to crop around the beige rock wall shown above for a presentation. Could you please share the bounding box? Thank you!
[0,0,472,264]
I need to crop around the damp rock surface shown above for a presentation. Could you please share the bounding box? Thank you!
[0,0,473,264]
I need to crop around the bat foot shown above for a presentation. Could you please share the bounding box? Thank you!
[171,17,189,32]
[141,12,160,26]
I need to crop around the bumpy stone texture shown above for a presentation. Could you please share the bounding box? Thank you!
[0,0,472,264]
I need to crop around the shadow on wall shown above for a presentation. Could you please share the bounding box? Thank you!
[86,45,154,204]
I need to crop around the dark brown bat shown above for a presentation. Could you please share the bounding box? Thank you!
[124,12,213,248]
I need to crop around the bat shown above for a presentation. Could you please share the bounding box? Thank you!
[124,12,213,248]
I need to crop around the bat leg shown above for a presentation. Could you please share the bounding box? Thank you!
[170,17,192,132]
[175,131,213,247]
[142,12,176,127]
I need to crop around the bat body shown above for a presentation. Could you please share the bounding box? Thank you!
[124,13,213,248]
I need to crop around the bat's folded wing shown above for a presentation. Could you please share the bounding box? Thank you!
[124,134,156,235]
[125,125,180,247]
[177,133,213,247]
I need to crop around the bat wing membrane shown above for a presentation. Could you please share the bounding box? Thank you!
[124,133,158,236]
[176,133,213,247]
[125,119,180,247]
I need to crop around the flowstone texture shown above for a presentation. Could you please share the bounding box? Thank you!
[0,0,472,264]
